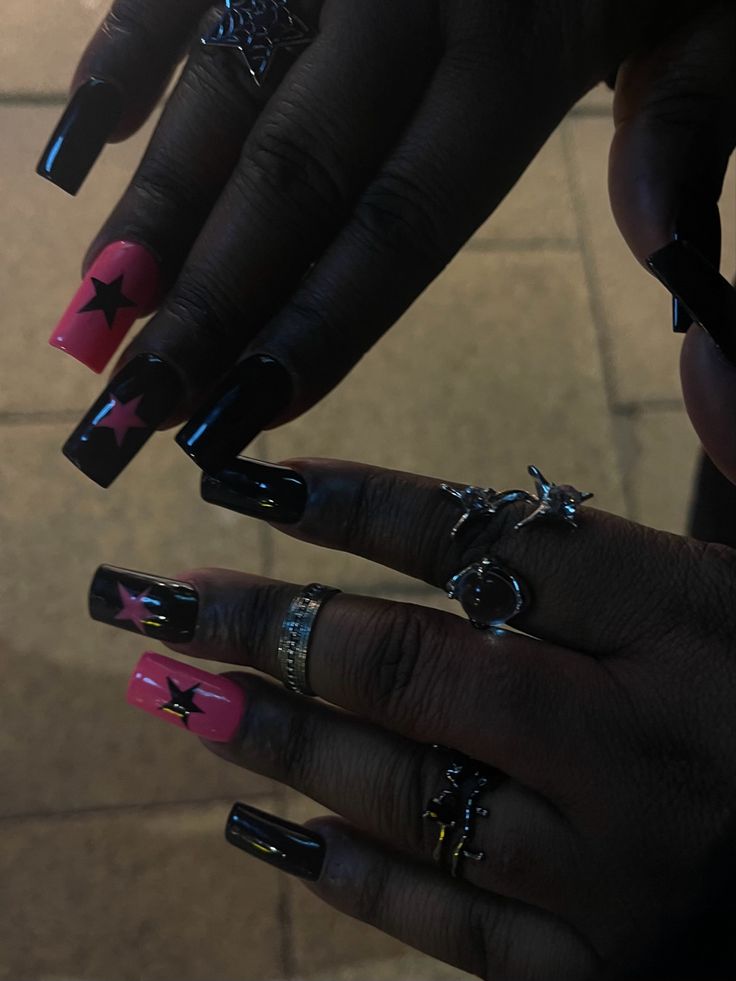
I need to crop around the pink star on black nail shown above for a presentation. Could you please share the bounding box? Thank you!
[160,678,205,727]
[93,394,148,447]
[78,275,136,328]
[114,583,152,634]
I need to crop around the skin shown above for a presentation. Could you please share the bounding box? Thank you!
[135,457,736,980]
[64,0,732,439]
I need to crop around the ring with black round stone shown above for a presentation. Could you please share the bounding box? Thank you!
[445,556,527,629]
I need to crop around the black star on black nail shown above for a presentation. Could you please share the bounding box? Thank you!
[160,677,205,728]
[78,275,137,328]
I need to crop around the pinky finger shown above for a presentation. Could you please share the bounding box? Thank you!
[225,805,600,981]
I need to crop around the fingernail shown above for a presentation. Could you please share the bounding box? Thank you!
[127,652,245,742]
[176,355,293,473]
[201,458,307,524]
[89,565,198,643]
[63,353,182,488]
[225,802,325,880]
[50,241,160,373]
[672,200,722,333]
[647,241,736,364]
[36,78,123,195]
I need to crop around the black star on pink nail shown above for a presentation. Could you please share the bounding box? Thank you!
[78,275,136,328]
[160,678,205,728]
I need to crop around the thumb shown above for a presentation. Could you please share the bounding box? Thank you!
[608,2,736,482]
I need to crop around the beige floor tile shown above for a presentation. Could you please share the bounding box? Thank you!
[622,408,700,536]
[0,801,285,981]
[472,130,577,243]
[282,794,472,981]
[262,248,627,589]
[2,0,107,92]
[566,118,736,405]
[0,423,273,814]
[0,106,158,413]
[574,83,613,114]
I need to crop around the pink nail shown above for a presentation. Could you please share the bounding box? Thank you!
[127,652,245,743]
[50,241,160,373]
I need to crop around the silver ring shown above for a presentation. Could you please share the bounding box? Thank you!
[277,584,340,696]
[446,556,526,629]
[202,0,314,87]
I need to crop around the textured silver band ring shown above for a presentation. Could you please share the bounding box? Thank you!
[277,583,341,696]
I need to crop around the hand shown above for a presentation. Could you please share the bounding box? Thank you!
[43,0,704,488]
[608,2,736,484]
[91,457,736,979]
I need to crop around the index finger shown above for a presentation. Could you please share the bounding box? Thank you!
[38,0,213,194]
[201,457,724,658]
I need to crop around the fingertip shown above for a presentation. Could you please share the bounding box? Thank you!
[681,326,736,486]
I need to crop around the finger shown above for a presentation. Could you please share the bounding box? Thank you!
[227,813,599,981]
[62,1,439,485]
[200,457,721,659]
[207,672,581,910]
[608,4,736,484]
[88,564,611,800]
[173,14,590,473]
[50,19,297,376]
[37,0,213,194]
[610,2,735,266]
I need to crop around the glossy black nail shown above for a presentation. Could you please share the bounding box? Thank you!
[672,200,722,333]
[225,803,325,881]
[176,355,293,473]
[63,353,183,488]
[647,241,736,364]
[201,458,307,524]
[89,565,199,643]
[37,78,123,195]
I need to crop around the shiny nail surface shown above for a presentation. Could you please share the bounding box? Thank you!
[201,458,307,524]
[176,355,293,473]
[63,354,182,488]
[89,565,198,643]
[648,241,736,364]
[672,203,722,333]
[226,802,325,880]
[36,78,122,195]
[127,652,245,742]
[50,241,160,373]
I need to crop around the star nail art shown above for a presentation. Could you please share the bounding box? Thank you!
[63,354,182,488]
[92,394,148,448]
[127,652,246,742]
[89,566,199,643]
[114,583,153,634]
[78,274,136,328]
[50,241,160,373]
[160,678,205,727]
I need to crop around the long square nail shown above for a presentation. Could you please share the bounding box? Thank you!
[127,652,245,742]
[226,802,325,880]
[37,78,123,195]
[63,353,182,488]
[176,355,293,473]
[201,458,307,524]
[89,566,199,643]
[647,240,736,364]
[50,241,160,373]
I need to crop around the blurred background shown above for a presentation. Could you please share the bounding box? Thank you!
[1,2,735,979]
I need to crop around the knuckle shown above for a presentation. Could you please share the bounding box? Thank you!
[362,604,447,725]
[237,114,349,225]
[164,274,245,355]
[353,171,451,272]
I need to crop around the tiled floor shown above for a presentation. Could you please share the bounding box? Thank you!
[1,4,735,980]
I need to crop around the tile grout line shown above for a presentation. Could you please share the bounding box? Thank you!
[0,791,277,826]
[560,118,637,521]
